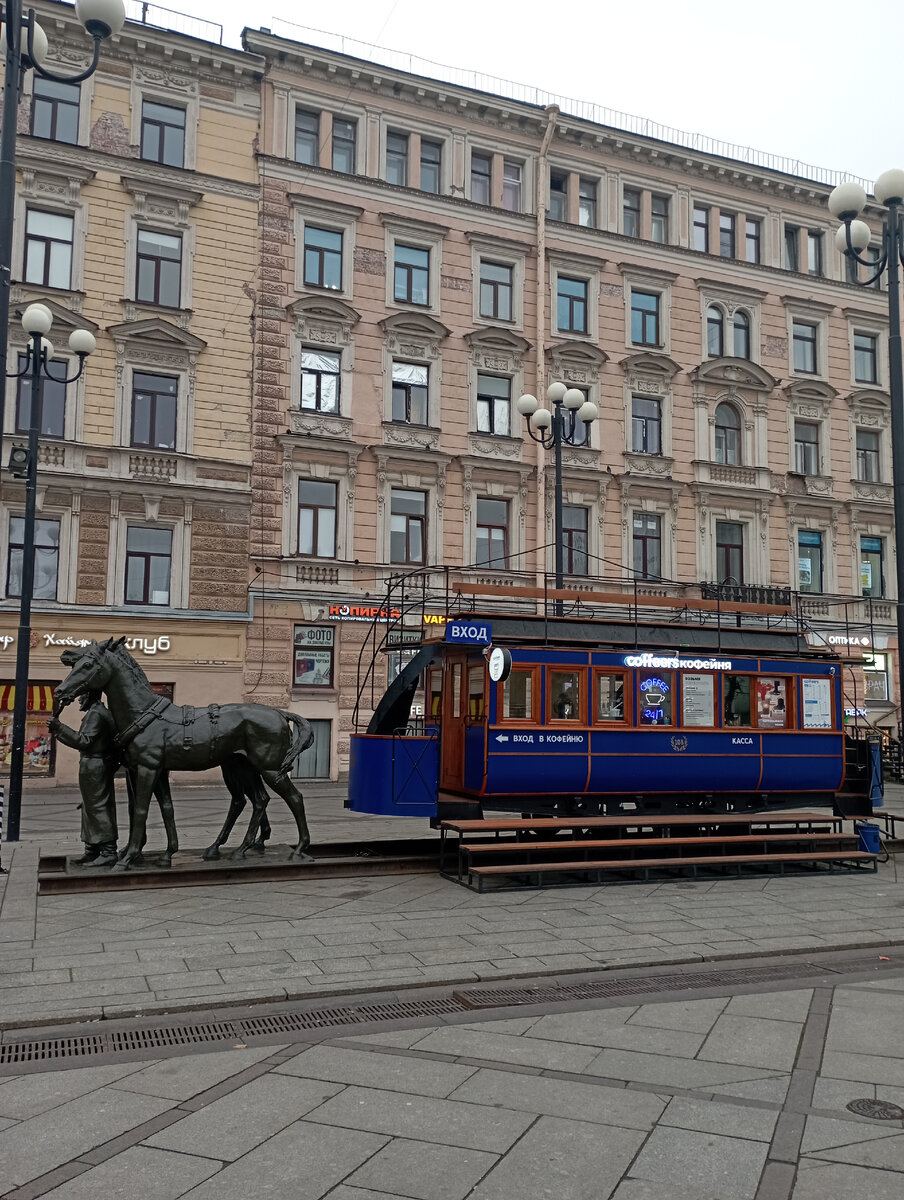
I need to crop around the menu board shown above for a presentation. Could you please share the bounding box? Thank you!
[757,678,788,728]
[801,677,832,729]
[682,673,714,726]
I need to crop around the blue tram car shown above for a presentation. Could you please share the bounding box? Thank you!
[348,607,879,823]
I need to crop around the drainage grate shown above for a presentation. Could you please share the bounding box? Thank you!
[846,1098,904,1120]
[0,1036,105,1064]
[109,1023,237,1051]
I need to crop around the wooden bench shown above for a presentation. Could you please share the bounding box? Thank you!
[466,850,878,891]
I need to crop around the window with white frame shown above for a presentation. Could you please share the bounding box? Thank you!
[385,131,409,186]
[299,349,341,413]
[579,178,597,228]
[332,118,356,173]
[391,362,429,425]
[124,526,172,606]
[631,395,661,454]
[298,480,338,558]
[651,195,669,244]
[856,428,881,482]
[793,420,820,475]
[476,374,511,436]
[24,208,73,289]
[714,402,742,465]
[863,651,889,700]
[390,488,427,564]
[470,152,492,205]
[294,108,319,165]
[502,160,522,212]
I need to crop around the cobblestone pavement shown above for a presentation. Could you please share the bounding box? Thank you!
[3,965,904,1200]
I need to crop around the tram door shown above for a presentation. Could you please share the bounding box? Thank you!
[440,656,467,791]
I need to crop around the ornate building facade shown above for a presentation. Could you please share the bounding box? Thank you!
[0,3,261,783]
[243,28,894,779]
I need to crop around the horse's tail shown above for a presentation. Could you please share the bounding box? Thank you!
[280,711,313,775]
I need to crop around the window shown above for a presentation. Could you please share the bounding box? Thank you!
[724,675,751,726]
[502,670,534,720]
[293,625,334,687]
[293,108,319,165]
[136,229,182,308]
[706,306,724,357]
[549,669,582,721]
[565,390,591,446]
[745,218,761,264]
[693,205,709,252]
[733,310,750,358]
[331,118,356,173]
[631,290,660,346]
[502,160,522,212]
[549,171,568,221]
[471,152,492,205]
[631,396,661,455]
[847,244,881,289]
[479,260,513,321]
[468,665,486,719]
[579,178,597,227]
[798,530,824,593]
[632,512,661,579]
[784,225,800,271]
[476,497,508,568]
[714,402,741,465]
[15,353,66,438]
[24,209,73,289]
[476,374,511,436]
[856,429,880,482]
[303,226,342,290]
[794,421,819,475]
[390,488,426,565]
[391,362,429,424]
[651,194,668,243]
[300,349,340,412]
[863,652,888,700]
[386,131,409,186]
[297,480,337,558]
[639,670,672,725]
[141,101,186,168]
[557,276,587,333]
[31,78,79,144]
[624,188,641,238]
[792,321,817,373]
[420,139,442,193]
[131,372,177,451]
[715,520,744,583]
[394,243,429,305]
[6,516,59,600]
[861,536,885,598]
[719,212,735,258]
[562,505,588,575]
[596,673,626,722]
[808,232,824,277]
[124,526,172,605]
[854,332,878,383]
[292,718,331,779]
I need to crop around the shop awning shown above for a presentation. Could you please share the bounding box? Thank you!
[0,685,55,713]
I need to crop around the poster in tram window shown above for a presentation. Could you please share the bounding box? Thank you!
[756,678,788,728]
[801,677,832,728]
[682,673,714,726]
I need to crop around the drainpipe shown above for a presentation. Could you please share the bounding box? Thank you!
[534,105,559,596]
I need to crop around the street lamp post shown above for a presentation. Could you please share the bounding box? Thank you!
[517,381,599,615]
[829,169,904,740]
[5,305,95,839]
[0,0,125,463]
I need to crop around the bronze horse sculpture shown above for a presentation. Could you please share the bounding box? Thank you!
[54,638,313,870]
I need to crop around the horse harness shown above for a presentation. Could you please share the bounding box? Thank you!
[115,697,222,760]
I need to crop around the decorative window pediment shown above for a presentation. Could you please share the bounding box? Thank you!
[466,326,530,373]
[380,311,450,358]
[621,351,681,393]
[121,177,202,228]
[549,339,607,386]
[847,387,890,431]
[29,298,98,337]
[107,317,207,355]
[288,295,360,344]
[693,359,776,392]
[18,160,95,205]
[784,379,837,404]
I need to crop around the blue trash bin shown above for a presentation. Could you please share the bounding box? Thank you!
[856,822,881,855]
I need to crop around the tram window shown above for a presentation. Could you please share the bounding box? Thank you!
[451,664,462,718]
[724,675,752,726]
[549,670,582,721]
[756,678,788,728]
[639,672,672,725]
[502,670,533,720]
[468,665,486,718]
[427,671,442,720]
[596,673,626,722]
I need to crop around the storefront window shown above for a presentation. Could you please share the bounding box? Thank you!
[0,682,56,775]
[596,674,625,721]
[467,665,485,718]
[550,670,581,720]
[502,670,533,719]
[639,672,672,725]
[756,678,788,728]
[864,653,889,701]
[724,675,752,726]
[294,624,334,687]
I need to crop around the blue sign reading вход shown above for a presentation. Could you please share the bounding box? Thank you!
[445,621,492,645]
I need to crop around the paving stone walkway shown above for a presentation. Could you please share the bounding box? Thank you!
[3,969,904,1200]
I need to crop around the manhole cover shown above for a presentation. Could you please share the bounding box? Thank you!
[846,1098,904,1120]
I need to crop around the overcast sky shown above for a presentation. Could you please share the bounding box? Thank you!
[175,0,901,186]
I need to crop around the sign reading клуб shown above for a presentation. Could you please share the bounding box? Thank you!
[0,632,172,655]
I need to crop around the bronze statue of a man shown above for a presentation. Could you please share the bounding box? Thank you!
[48,691,120,866]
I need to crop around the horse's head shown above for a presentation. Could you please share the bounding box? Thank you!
[54,637,126,711]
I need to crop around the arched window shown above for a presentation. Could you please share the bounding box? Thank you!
[714,402,742,465]
[733,310,750,358]
[706,306,724,357]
